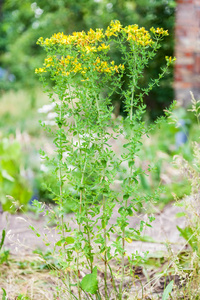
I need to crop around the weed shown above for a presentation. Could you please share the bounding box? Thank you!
[34,21,174,299]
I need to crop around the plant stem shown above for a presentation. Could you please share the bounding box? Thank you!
[130,86,135,121]
[58,99,65,239]
[120,87,135,298]
[95,93,109,299]
[68,85,83,300]
[86,210,94,272]
[103,193,109,300]
[76,149,87,300]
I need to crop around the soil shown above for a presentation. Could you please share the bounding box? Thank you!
[0,201,186,256]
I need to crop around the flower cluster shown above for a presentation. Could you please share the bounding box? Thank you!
[37,28,105,48]
[150,27,169,36]
[35,21,171,78]
[94,58,124,74]
[165,56,176,65]
[105,20,122,37]
[35,54,124,79]
[35,67,47,74]
[124,25,153,47]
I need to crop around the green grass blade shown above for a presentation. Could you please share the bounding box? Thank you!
[0,229,6,251]
[2,288,7,300]
[162,280,173,300]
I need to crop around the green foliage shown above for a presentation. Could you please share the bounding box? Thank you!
[0,138,32,212]
[80,266,98,294]
[34,20,173,299]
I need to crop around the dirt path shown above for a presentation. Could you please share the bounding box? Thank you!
[0,201,186,257]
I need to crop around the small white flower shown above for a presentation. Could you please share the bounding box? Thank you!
[47,112,58,119]
[40,164,49,172]
[41,120,56,126]
[38,102,56,113]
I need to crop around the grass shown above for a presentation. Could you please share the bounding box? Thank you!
[0,246,197,299]
[0,254,60,300]
[0,251,179,299]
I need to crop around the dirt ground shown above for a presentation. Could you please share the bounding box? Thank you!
[0,197,194,299]
[0,201,186,257]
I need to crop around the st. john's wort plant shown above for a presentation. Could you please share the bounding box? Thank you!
[35,20,175,299]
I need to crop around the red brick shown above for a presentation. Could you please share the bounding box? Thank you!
[186,64,194,71]
[175,82,193,89]
[184,52,193,57]
[175,0,200,103]
[194,53,200,73]
[177,0,195,3]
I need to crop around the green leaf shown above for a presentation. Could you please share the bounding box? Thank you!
[162,280,173,300]
[140,221,145,232]
[118,207,124,214]
[2,288,7,300]
[176,212,186,218]
[123,194,129,201]
[56,237,75,247]
[101,220,106,229]
[123,142,131,149]
[0,229,6,251]
[65,237,75,245]
[177,226,198,251]
[148,216,155,222]
[80,266,98,294]
[128,160,135,168]
[29,226,41,237]
[125,237,132,243]
[127,207,133,216]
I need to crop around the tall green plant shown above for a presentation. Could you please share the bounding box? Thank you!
[35,20,174,299]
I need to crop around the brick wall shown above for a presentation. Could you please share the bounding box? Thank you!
[175,0,200,105]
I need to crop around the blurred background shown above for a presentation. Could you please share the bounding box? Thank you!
[1,0,200,213]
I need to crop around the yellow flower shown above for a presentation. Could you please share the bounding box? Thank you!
[150,27,169,36]
[165,56,176,64]
[35,68,46,74]
[110,20,122,32]
[86,28,104,43]
[124,24,139,34]
[44,56,55,68]
[113,65,119,73]
[98,43,110,51]
[105,20,122,37]
[72,62,82,73]
[62,71,70,76]
[83,45,97,54]
[95,57,101,65]
[124,25,153,47]
[36,37,44,45]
